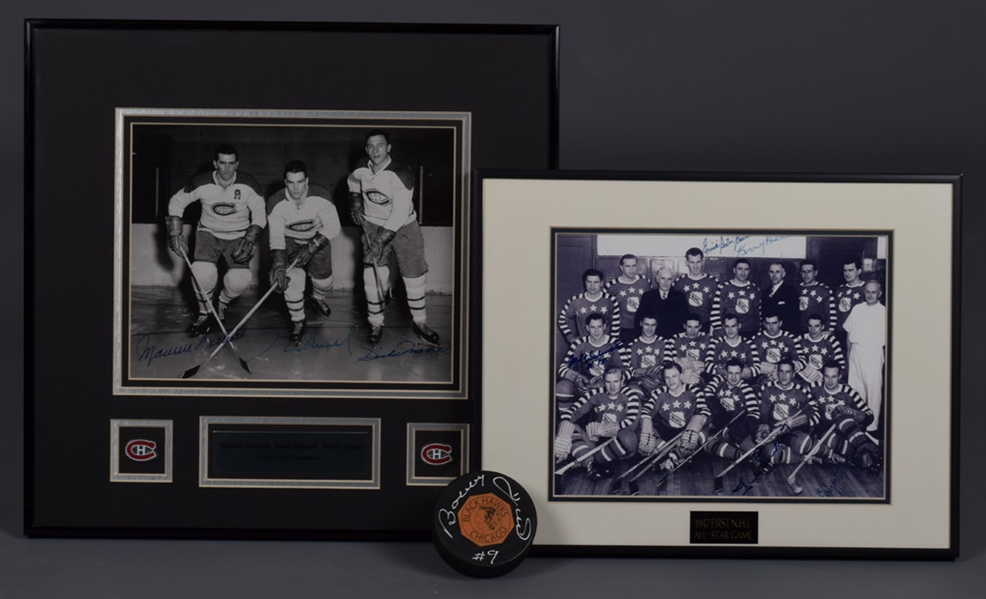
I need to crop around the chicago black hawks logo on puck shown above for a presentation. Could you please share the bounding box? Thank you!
[432,471,536,578]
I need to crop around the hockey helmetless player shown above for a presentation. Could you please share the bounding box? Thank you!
[348,130,439,347]
[755,360,837,469]
[798,260,837,333]
[669,313,713,387]
[554,367,642,482]
[704,313,761,381]
[807,361,881,471]
[760,262,801,336]
[624,315,671,395]
[672,247,719,334]
[695,359,762,465]
[605,254,649,345]
[166,144,266,337]
[797,313,846,386]
[637,362,708,470]
[267,160,342,345]
[558,268,621,345]
[751,312,805,384]
[710,258,761,338]
[556,313,627,416]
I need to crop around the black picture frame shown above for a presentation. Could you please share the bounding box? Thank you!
[25,20,558,540]
[475,170,960,558]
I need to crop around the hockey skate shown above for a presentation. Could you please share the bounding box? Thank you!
[310,296,332,317]
[188,314,212,337]
[290,320,307,346]
[413,321,440,346]
[368,325,384,347]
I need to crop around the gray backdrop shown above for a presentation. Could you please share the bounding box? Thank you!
[2,1,983,597]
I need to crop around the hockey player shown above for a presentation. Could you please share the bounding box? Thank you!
[697,359,761,465]
[266,160,342,345]
[672,247,719,333]
[755,360,832,470]
[605,254,650,344]
[834,258,867,349]
[751,312,805,384]
[554,367,642,481]
[668,313,713,387]
[556,313,627,415]
[710,258,761,338]
[797,313,846,386]
[348,130,439,347]
[166,144,266,337]
[807,362,881,471]
[558,268,621,345]
[704,313,761,381]
[637,362,708,470]
[798,260,836,333]
[624,315,671,394]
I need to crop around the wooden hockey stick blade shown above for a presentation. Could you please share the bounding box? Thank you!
[180,249,251,375]
[181,258,299,378]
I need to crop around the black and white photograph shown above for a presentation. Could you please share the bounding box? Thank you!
[114,109,470,398]
[551,231,890,501]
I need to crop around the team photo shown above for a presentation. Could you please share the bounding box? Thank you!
[551,231,890,501]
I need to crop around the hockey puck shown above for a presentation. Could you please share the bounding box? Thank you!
[432,470,537,577]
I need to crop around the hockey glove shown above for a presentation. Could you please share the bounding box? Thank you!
[296,233,329,268]
[349,192,365,226]
[363,228,396,265]
[269,249,289,291]
[782,412,809,430]
[755,424,771,443]
[232,225,262,264]
[165,216,188,257]
[596,421,619,438]
[585,421,600,442]
[637,418,656,456]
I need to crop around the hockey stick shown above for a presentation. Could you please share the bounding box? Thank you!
[714,410,803,479]
[615,431,684,482]
[554,436,620,476]
[181,256,300,379]
[787,421,839,495]
[638,410,750,496]
[179,249,250,374]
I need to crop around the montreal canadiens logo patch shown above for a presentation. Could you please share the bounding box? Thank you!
[365,190,392,206]
[288,220,317,232]
[421,443,453,466]
[125,439,157,462]
[212,202,237,216]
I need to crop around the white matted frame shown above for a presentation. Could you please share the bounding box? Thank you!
[476,170,959,558]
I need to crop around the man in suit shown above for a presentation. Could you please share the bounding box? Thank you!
[636,266,688,339]
[760,261,801,336]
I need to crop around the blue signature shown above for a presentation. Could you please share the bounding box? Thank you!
[359,340,449,362]
[134,330,245,368]
[568,340,623,367]
[702,235,788,257]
